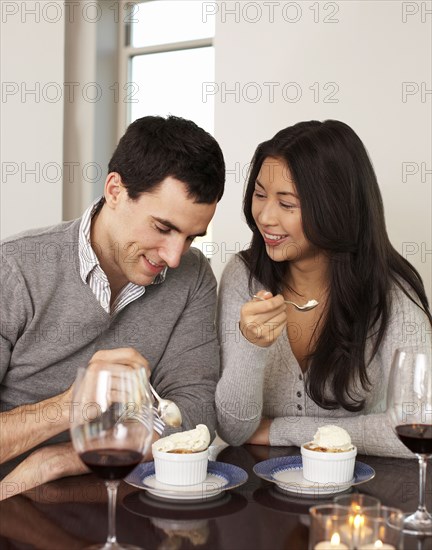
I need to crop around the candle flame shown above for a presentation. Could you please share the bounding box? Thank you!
[353,513,364,528]
[330,532,341,545]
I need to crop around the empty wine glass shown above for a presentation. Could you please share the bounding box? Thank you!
[71,363,153,549]
[387,346,432,536]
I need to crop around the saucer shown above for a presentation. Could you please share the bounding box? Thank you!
[253,456,375,497]
[125,461,248,502]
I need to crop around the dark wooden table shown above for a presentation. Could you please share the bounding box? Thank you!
[0,445,430,549]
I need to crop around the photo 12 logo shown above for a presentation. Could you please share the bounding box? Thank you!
[402,162,431,183]
[2,161,103,184]
[401,242,431,265]
[202,81,340,104]
[402,82,431,103]
[1,1,140,24]
[401,1,432,22]
[202,1,340,24]
[1,82,139,105]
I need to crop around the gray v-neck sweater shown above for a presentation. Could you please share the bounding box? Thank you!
[215,255,431,458]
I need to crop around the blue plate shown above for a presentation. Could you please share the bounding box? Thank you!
[125,461,248,501]
[253,456,375,497]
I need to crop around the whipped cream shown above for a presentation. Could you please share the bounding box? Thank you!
[310,425,353,451]
[153,424,210,453]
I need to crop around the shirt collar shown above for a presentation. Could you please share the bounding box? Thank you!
[78,197,104,283]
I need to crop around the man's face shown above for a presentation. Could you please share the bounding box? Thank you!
[102,176,217,288]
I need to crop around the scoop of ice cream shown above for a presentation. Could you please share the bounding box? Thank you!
[310,425,353,451]
[153,424,210,453]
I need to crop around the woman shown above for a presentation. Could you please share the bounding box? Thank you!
[215,120,431,457]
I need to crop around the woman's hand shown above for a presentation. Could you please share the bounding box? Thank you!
[239,290,287,348]
[246,417,272,445]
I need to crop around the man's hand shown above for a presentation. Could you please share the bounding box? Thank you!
[239,291,287,348]
[88,348,151,379]
[0,442,89,501]
[72,348,152,421]
[0,385,76,465]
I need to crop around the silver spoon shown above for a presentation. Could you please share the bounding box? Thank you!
[150,384,182,428]
[253,294,319,312]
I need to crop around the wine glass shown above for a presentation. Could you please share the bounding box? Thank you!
[387,346,432,536]
[71,362,153,549]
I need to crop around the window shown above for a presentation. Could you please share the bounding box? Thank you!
[130,47,214,133]
[119,0,215,254]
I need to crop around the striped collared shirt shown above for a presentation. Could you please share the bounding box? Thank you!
[78,197,166,435]
[78,197,167,316]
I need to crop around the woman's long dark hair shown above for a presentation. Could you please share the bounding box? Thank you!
[242,120,431,412]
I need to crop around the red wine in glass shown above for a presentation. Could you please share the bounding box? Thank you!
[387,346,432,536]
[396,424,432,455]
[79,449,143,480]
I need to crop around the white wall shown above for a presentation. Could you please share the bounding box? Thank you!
[0,0,65,238]
[212,0,431,300]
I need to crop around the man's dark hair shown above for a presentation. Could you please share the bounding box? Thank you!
[108,115,225,203]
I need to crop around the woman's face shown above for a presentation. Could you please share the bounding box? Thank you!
[251,156,316,263]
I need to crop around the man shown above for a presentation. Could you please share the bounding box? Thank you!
[0,115,225,498]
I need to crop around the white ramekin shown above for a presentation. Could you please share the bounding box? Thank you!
[153,447,209,486]
[301,444,357,483]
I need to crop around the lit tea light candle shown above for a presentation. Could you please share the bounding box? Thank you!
[314,532,349,549]
[353,513,364,530]
[358,541,396,550]
[349,513,372,547]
